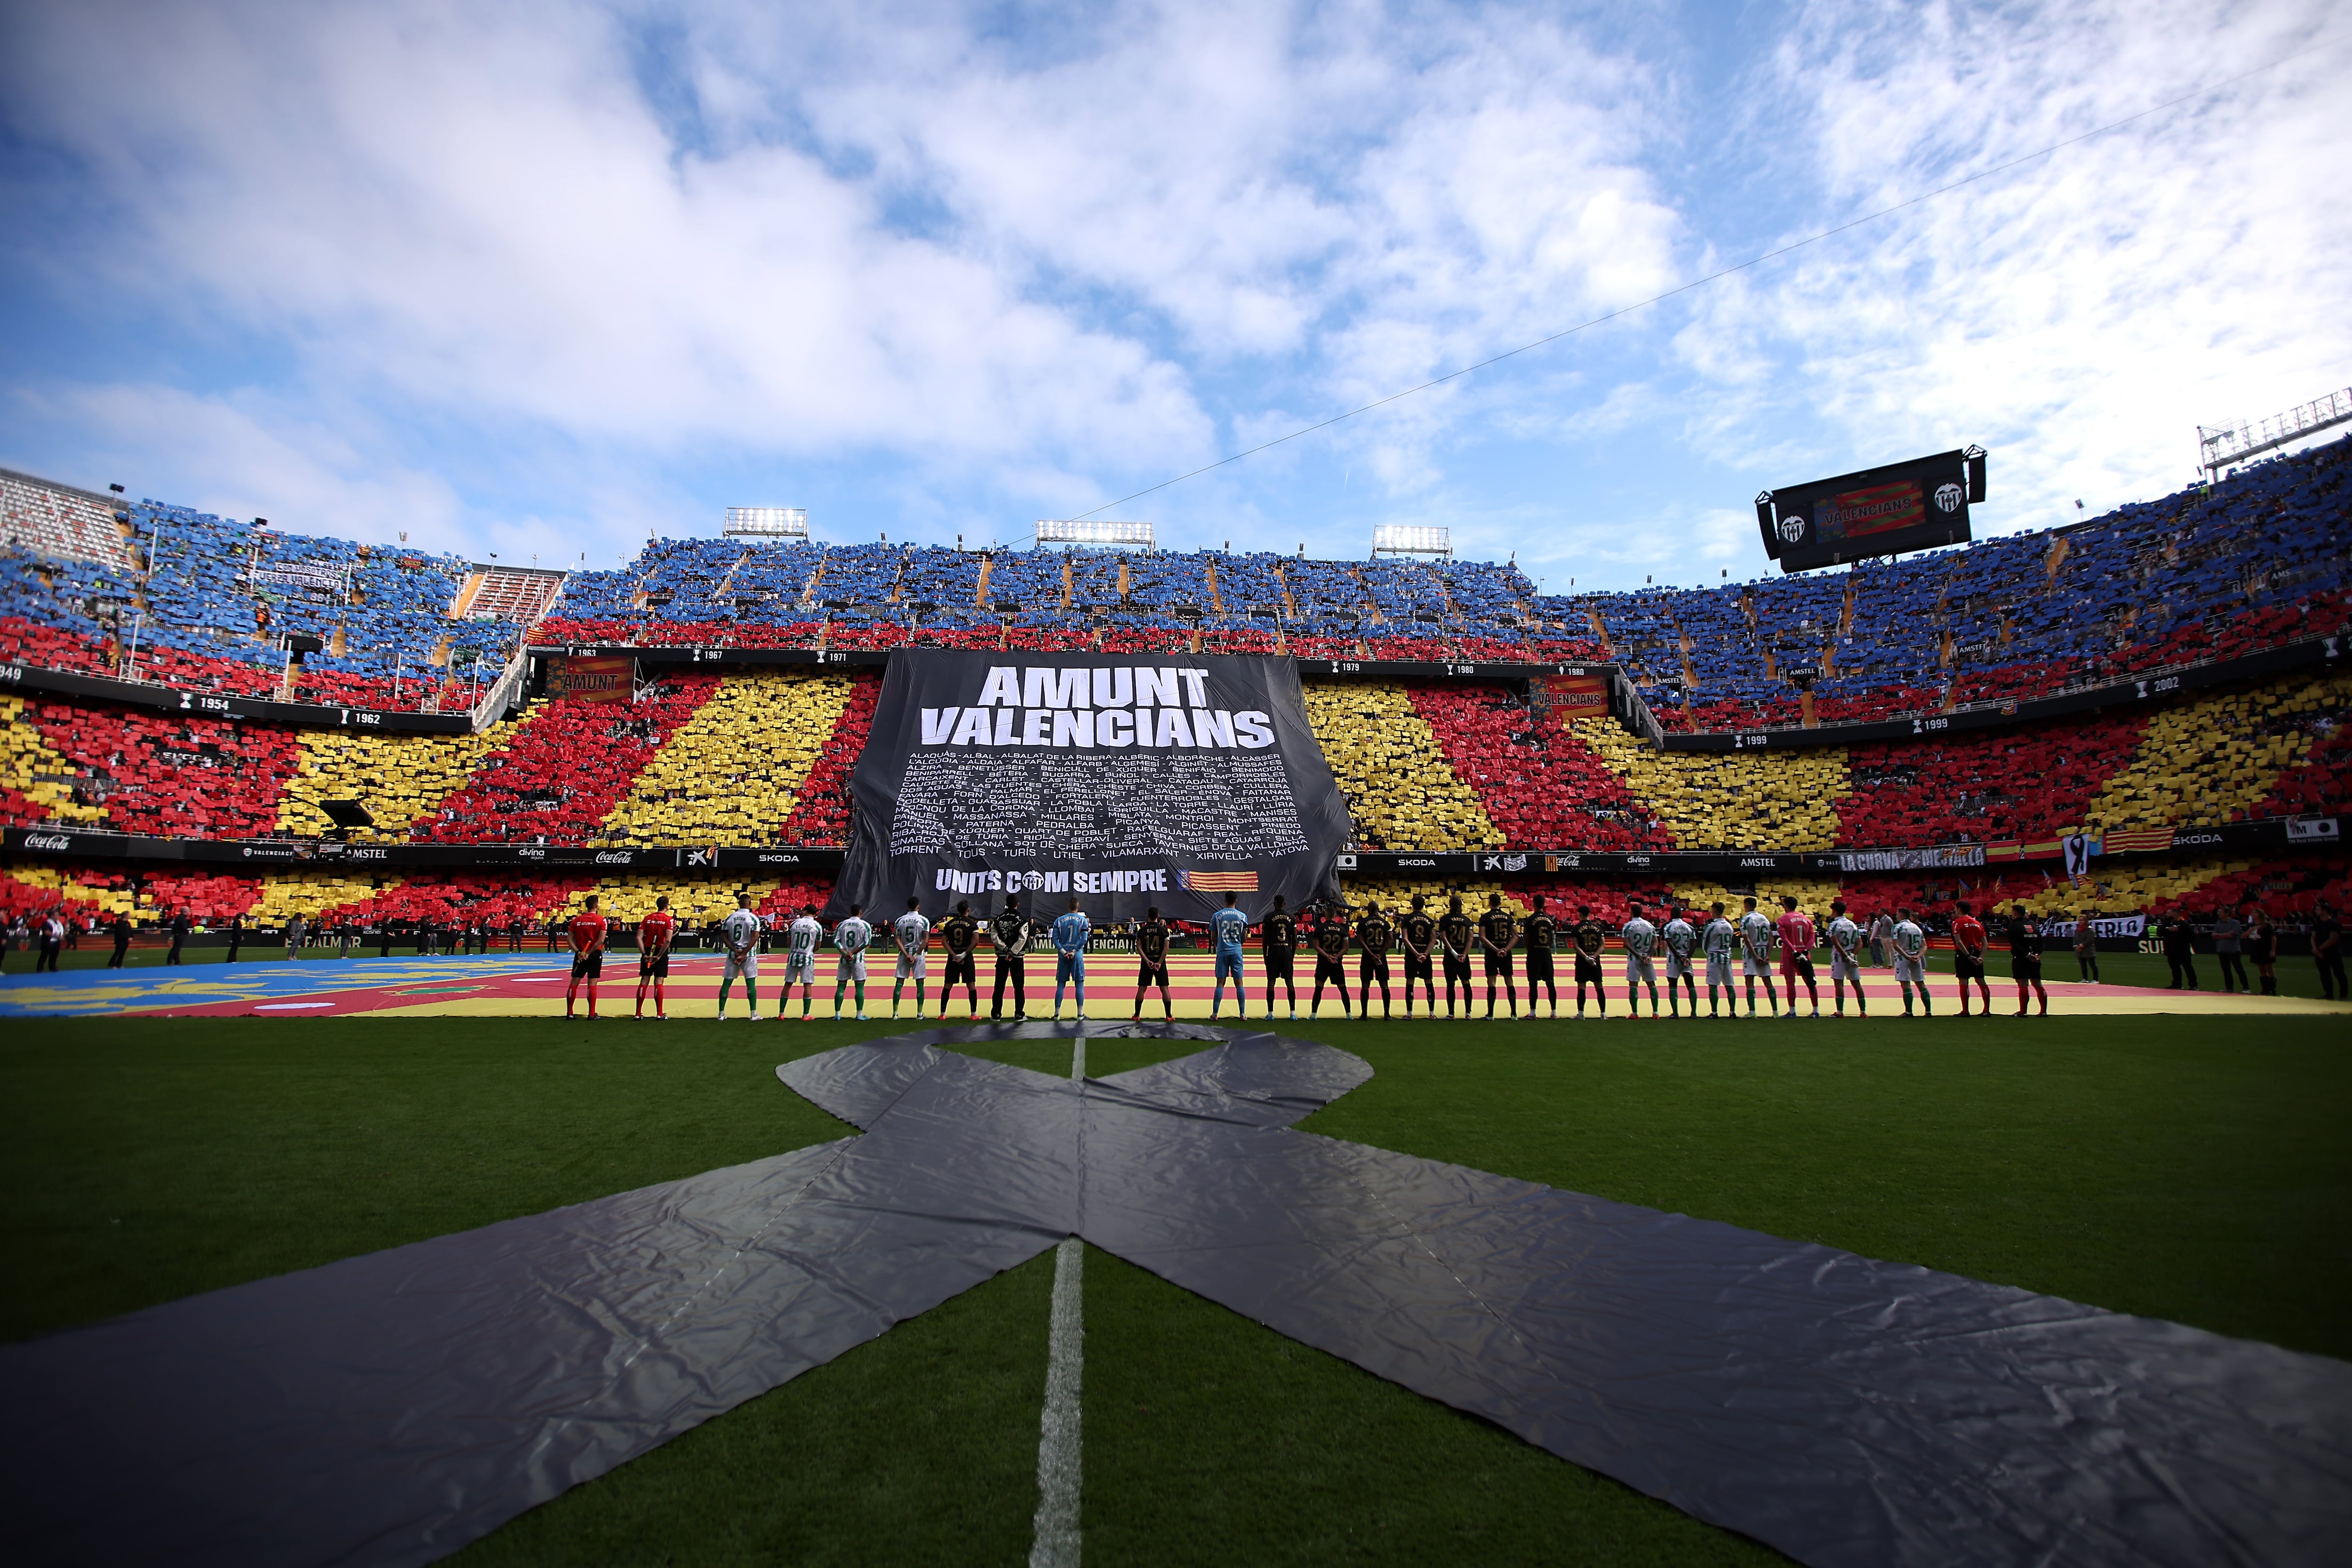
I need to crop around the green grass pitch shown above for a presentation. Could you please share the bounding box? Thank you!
[5,1013,2348,1565]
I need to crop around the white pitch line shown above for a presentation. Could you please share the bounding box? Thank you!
[1029,1035,1087,1568]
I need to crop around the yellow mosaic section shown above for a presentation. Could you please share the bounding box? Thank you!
[3,860,137,913]
[1988,857,2239,919]
[601,671,858,846]
[1668,877,1844,919]
[1572,716,1846,850]
[553,873,790,925]
[1,694,108,823]
[239,870,418,922]
[278,718,517,839]
[1305,683,1502,852]
[2084,672,2346,834]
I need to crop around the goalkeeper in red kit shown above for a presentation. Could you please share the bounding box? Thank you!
[566,896,609,1019]
[1950,900,1992,1017]
[636,895,677,1019]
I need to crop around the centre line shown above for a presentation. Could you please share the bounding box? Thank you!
[1029,1035,1086,1568]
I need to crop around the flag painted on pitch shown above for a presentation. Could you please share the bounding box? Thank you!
[1179,870,1259,892]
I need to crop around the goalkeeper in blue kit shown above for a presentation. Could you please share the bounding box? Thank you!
[1208,891,1250,1020]
[1051,899,1091,1020]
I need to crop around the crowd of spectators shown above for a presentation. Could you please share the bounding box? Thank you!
[3,437,2344,743]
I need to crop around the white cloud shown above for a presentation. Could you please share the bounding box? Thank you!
[5,382,464,542]
[3,1,1212,501]
[1,0,2344,584]
[1675,0,2352,534]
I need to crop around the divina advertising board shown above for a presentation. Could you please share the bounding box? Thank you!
[826,651,1351,922]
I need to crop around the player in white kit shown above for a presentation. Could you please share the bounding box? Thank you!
[1825,899,1868,1017]
[1621,904,1660,1018]
[891,897,932,1019]
[831,904,873,1020]
[1661,908,1699,1018]
[784,904,823,1019]
[716,892,764,1021]
[1892,907,1933,1016]
[1737,896,1780,1018]
[1701,902,1738,1018]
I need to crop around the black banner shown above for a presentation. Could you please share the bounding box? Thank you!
[826,651,1351,922]
[1760,448,1976,573]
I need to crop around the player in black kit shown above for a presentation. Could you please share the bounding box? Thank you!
[989,897,1032,1019]
[1478,892,1519,1019]
[1309,901,1353,1018]
[940,899,982,1019]
[1438,895,1475,1017]
[2006,902,2049,1017]
[1523,896,1559,1019]
[1260,896,1299,1019]
[1129,907,1174,1019]
[1573,905,1609,1017]
[1398,894,1438,1017]
[1356,901,1394,1018]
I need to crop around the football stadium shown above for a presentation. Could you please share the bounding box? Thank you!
[4,6,2351,1567]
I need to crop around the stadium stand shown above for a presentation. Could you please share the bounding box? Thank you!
[1569,714,1848,851]
[1,693,111,828]
[601,670,862,845]
[452,566,564,623]
[1,469,135,571]
[1,860,137,924]
[5,437,2345,735]
[8,697,302,838]
[277,718,519,840]
[424,677,721,843]
[0,436,2344,968]
[2083,672,2351,836]
[776,672,881,844]
[1403,683,1669,851]
[1303,681,1502,851]
[131,502,517,709]
[1833,712,2154,850]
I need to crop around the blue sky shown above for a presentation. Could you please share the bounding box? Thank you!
[2,0,2345,591]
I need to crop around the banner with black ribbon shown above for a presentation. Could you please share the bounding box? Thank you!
[826,651,1350,922]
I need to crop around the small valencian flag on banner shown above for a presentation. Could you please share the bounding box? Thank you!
[1178,870,1260,892]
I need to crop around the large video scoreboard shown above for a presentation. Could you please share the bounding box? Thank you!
[1756,446,1985,573]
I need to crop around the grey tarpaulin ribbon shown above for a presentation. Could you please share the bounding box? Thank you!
[4,1023,2348,1567]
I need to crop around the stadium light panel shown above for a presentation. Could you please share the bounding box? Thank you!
[725,507,810,541]
[1035,518,1154,549]
[1372,524,1451,558]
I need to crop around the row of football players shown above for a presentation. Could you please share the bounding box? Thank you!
[557,892,1101,1022]
[555,889,2058,1023]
